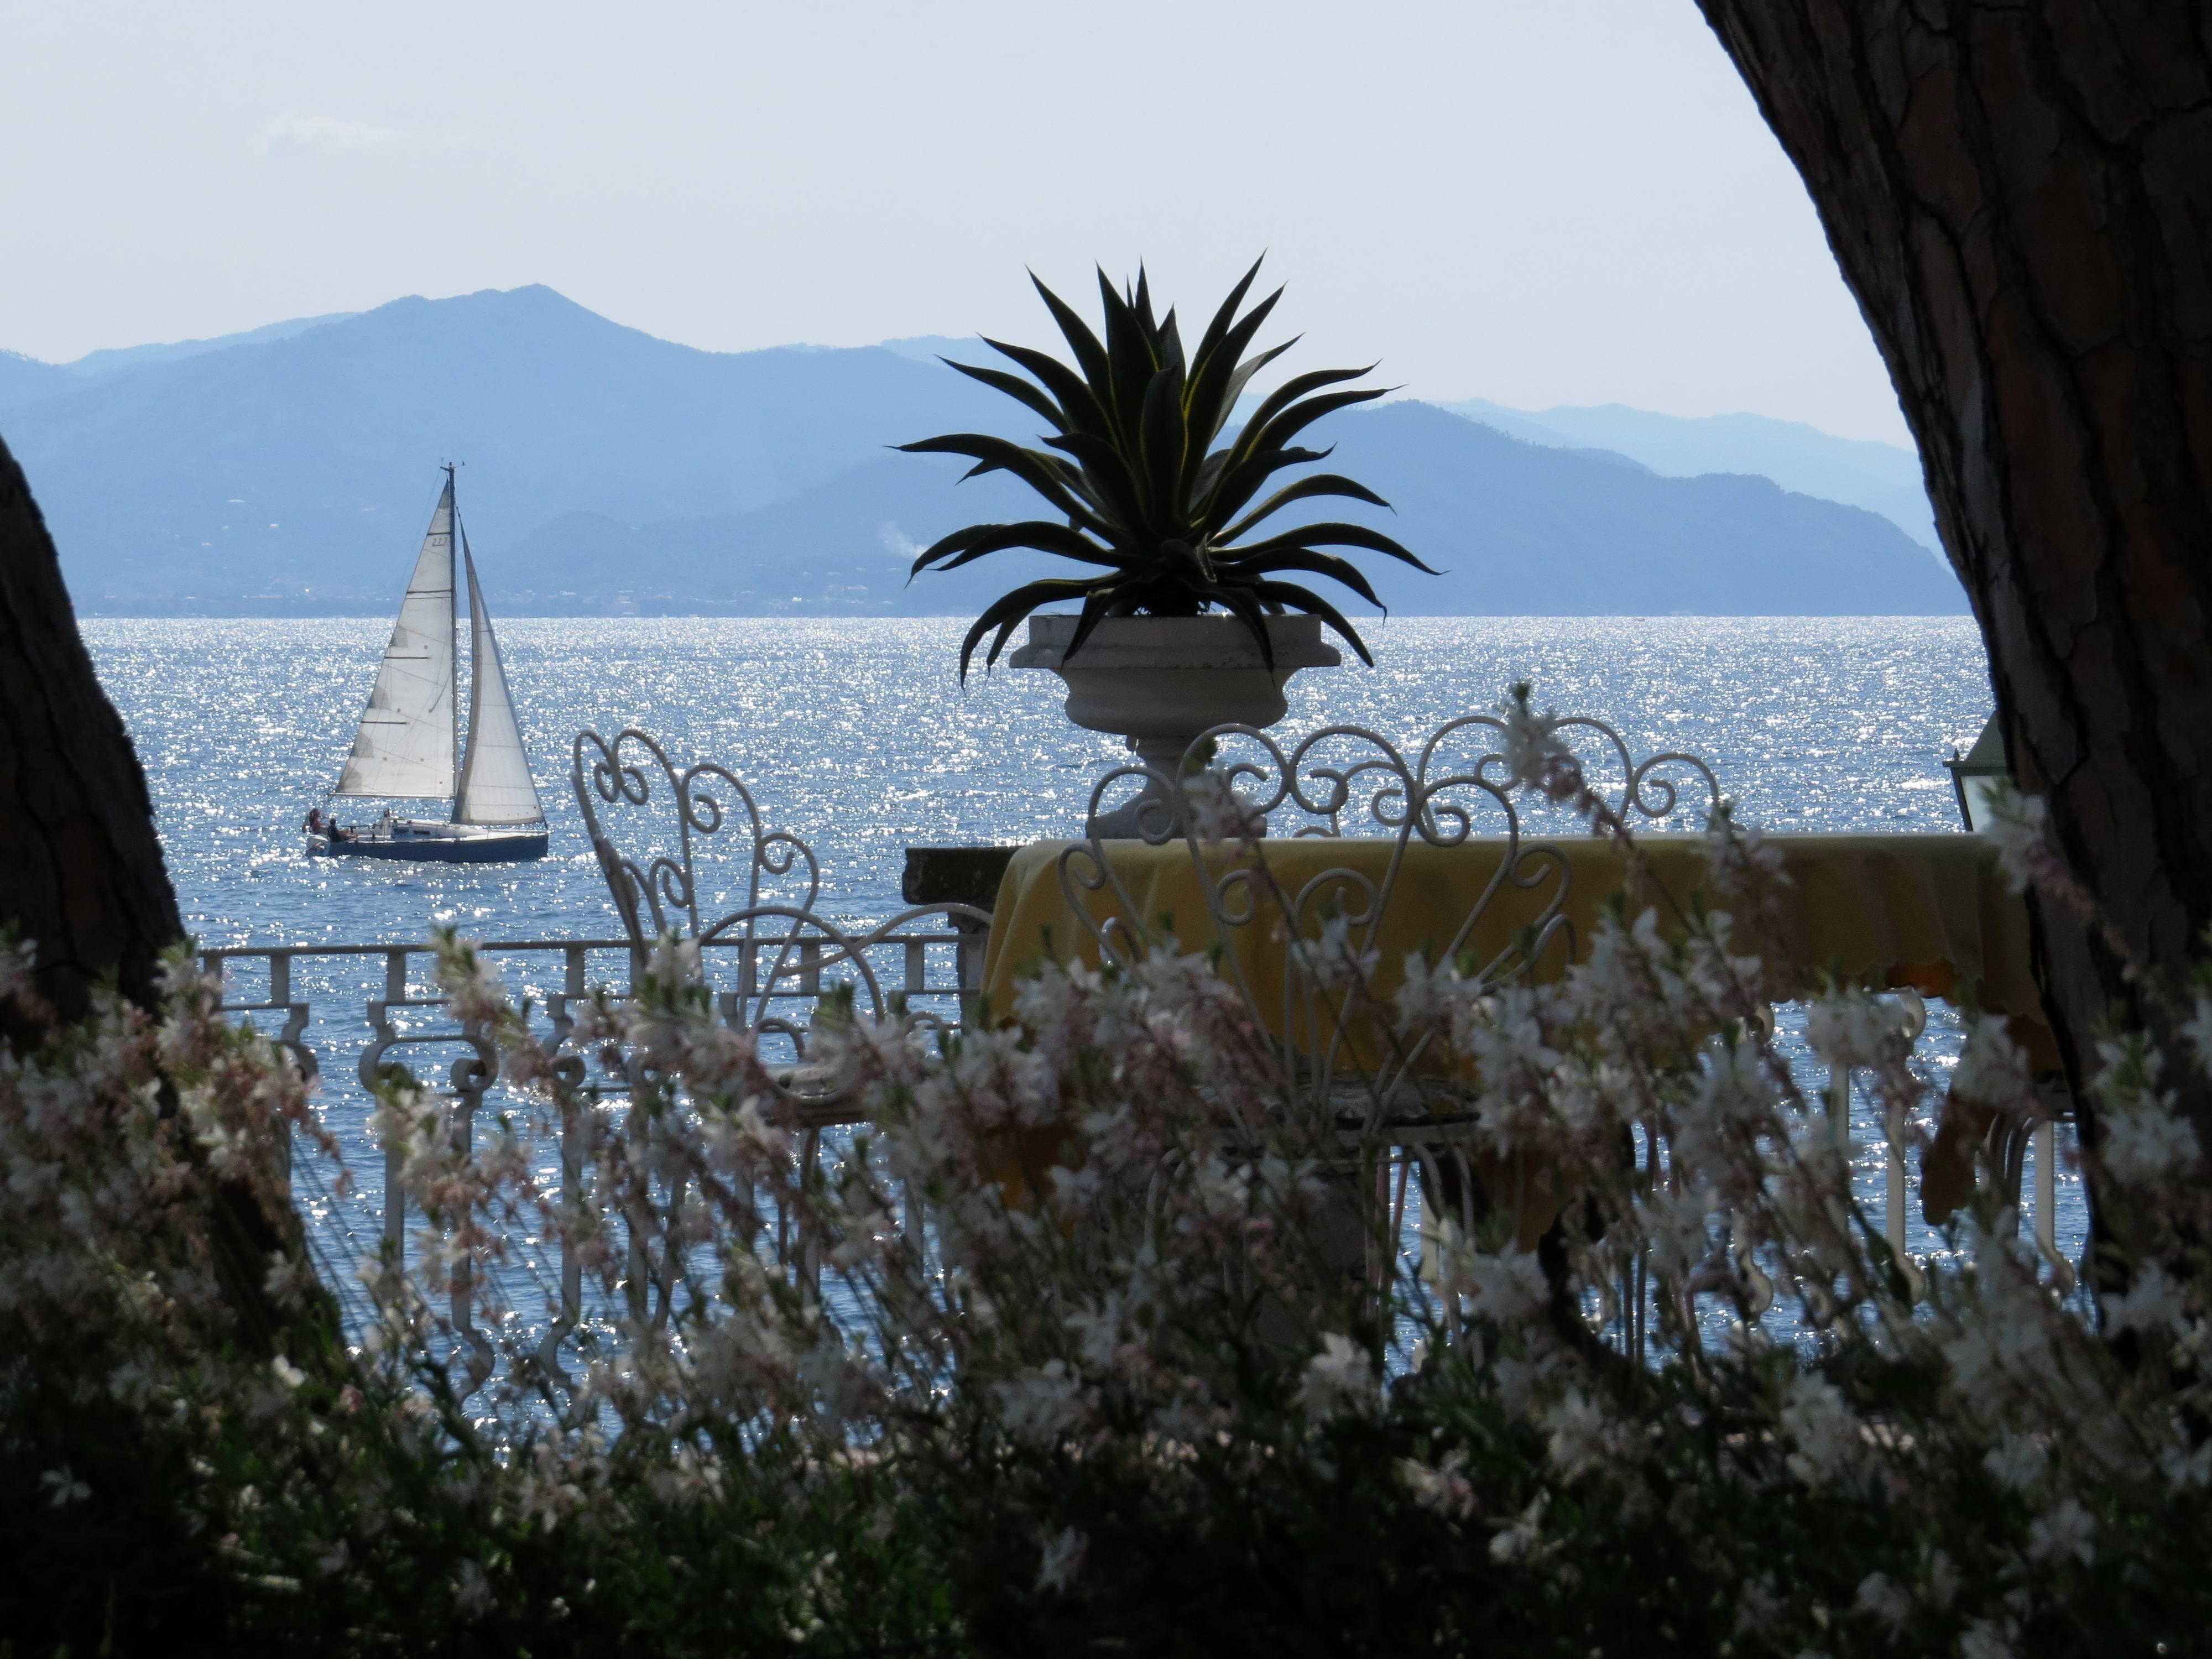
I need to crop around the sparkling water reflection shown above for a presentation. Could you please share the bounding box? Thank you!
[83,616,2081,1359]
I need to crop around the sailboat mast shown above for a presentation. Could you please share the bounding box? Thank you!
[445,462,461,817]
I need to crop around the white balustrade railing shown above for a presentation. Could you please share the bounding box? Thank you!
[202,922,983,1389]
[206,711,2083,1392]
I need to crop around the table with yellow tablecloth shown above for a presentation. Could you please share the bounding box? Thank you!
[980,833,2051,1236]
[982,834,2049,1057]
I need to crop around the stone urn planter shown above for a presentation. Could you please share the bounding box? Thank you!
[1009,614,1341,834]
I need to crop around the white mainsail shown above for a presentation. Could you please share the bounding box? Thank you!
[334,481,457,800]
[453,540,544,825]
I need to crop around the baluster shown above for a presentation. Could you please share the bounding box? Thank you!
[447,1049,497,1394]
[534,945,591,1386]
[799,1125,823,1302]
[902,1174,926,1260]
[2031,1119,2075,1292]
[383,1141,406,1263]
[799,938,821,998]
[1885,1102,1909,1259]
[904,938,926,997]
[1881,1100,1927,1300]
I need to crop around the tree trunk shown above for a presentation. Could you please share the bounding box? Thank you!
[2,432,312,1350]
[0,433,182,1020]
[1694,2,2212,1255]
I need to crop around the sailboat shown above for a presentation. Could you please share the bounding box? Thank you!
[307,467,550,863]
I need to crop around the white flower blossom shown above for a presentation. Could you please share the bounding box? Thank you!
[2025,1496,2095,1567]
[1925,1547,1960,1610]
[2099,1098,2201,1183]
[1854,1571,1911,1634]
[645,932,703,993]
[270,1353,307,1391]
[1431,1235,1547,1328]
[0,935,40,1006]
[1399,1452,1476,1520]
[1487,1489,1550,1562]
[1298,1333,1379,1420]
[1497,685,1578,800]
[2158,1439,2212,1489]
[990,1361,1087,1448]
[1804,990,1905,1071]
[1394,951,1455,1031]
[2182,994,2212,1076]
[1733,1573,1783,1637]
[40,1466,90,1506]
[1183,767,1268,842]
[1543,1389,1619,1480]
[1780,1373,1857,1486]
[1065,1297,1125,1371]
[2101,1261,2190,1338]
[1979,784,2047,896]
[452,1559,494,1619]
[1981,1432,2046,1492]
[1035,1526,1086,1594]
[1943,1246,2053,1391]
[1308,914,1380,992]
[1960,1619,2016,1659]
[1952,1015,2035,1110]
[437,938,509,1028]
[1636,1183,1719,1285]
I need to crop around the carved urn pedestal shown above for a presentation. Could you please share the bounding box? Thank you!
[1009,614,1342,837]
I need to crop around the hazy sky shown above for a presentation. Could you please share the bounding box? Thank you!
[1,1,1912,443]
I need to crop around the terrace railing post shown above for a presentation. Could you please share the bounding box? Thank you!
[447,1037,498,1393]
[364,949,411,1274]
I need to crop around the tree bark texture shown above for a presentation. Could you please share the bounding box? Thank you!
[0,432,182,1019]
[1,434,320,1353]
[1694,3,2212,1148]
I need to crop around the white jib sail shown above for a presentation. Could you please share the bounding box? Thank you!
[453,542,544,825]
[334,481,456,800]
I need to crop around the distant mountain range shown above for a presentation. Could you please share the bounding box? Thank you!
[1441,397,1939,552]
[0,312,360,411]
[0,286,1963,617]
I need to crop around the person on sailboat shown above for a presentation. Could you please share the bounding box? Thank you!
[304,806,322,836]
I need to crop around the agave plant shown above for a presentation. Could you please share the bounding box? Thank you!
[899,260,1437,679]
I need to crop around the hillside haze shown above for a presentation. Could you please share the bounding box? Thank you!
[1442,397,1939,551]
[0,286,1963,617]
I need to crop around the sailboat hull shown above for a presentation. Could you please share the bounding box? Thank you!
[309,824,549,864]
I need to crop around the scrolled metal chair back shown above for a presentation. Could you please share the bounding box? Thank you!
[571,727,987,1118]
[572,727,822,952]
[1060,710,1719,1139]
[1408,708,1724,837]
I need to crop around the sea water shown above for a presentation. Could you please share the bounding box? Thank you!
[85,615,1996,945]
[82,616,2085,1352]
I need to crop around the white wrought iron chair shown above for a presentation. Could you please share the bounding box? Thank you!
[571,726,992,1123]
[1056,712,1725,1260]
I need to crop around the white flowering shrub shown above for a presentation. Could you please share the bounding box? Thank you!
[7,713,2212,1653]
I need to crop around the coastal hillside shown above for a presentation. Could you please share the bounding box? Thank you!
[0,285,1963,617]
[1441,396,1939,551]
[494,403,1961,618]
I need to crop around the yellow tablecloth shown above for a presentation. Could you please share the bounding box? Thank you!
[982,834,2050,1055]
